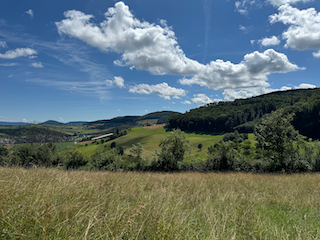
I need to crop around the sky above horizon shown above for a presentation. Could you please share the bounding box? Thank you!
[1,0,320,123]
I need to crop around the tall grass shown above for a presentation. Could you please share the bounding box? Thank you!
[1,168,320,239]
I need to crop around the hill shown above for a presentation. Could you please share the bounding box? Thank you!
[66,121,88,125]
[0,125,70,144]
[167,88,320,138]
[137,111,181,124]
[87,111,180,133]
[40,120,64,126]
[78,126,225,161]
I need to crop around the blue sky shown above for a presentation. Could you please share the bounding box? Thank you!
[0,0,319,123]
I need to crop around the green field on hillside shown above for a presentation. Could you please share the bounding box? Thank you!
[77,126,229,160]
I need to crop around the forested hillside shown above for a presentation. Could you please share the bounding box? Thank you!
[88,111,180,131]
[167,88,320,138]
[138,111,180,124]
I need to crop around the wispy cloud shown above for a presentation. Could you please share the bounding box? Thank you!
[0,20,112,82]
[26,78,113,101]
[0,48,36,59]
[31,62,43,68]
[0,41,7,48]
[239,25,253,33]
[25,9,34,18]
[0,63,17,66]
[203,0,212,63]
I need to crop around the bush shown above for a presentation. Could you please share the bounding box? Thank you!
[0,145,8,166]
[150,129,191,172]
[205,141,240,171]
[222,130,248,143]
[63,148,87,170]
[89,148,123,171]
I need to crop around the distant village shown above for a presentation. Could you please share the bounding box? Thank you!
[0,134,90,146]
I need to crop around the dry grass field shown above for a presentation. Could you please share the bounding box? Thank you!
[1,168,320,239]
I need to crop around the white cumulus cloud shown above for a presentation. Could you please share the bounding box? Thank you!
[191,93,213,104]
[270,5,320,53]
[236,0,312,12]
[268,0,313,7]
[313,50,320,58]
[56,2,301,91]
[235,1,250,15]
[182,100,191,104]
[0,48,37,59]
[223,83,316,101]
[114,76,125,88]
[26,9,34,18]
[129,82,186,100]
[105,76,125,88]
[179,49,302,90]
[31,62,43,68]
[296,83,316,89]
[258,36,281,47]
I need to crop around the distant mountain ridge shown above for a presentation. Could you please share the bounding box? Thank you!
[40,120,88,126]
[40,120,65,126]
[0,122,31,126]
[37,111,180,128]
[87,111,181,132]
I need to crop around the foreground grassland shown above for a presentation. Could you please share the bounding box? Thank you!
[1,168,320,239]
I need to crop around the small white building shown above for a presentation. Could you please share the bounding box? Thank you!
[91,133,113,141]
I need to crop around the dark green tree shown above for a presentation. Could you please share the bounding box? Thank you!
[63,148,87,170]
[111,141,116,149]
[130,143,144,169]
[90,148,123,171]
[254,110,299,171]
[151,129,191,171]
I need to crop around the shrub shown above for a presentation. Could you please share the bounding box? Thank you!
[89,148,123,171]
[63,148,87,170]
[205,141,240,171]
[150,129,191,172]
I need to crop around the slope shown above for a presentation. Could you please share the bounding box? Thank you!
[77,126,224,160]
[167,88,320,138]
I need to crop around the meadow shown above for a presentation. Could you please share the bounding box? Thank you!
[1,167,320,239]
[77,126,226,160]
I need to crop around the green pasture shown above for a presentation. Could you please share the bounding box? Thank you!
[77,127,229,160]
[54,142,82,151]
